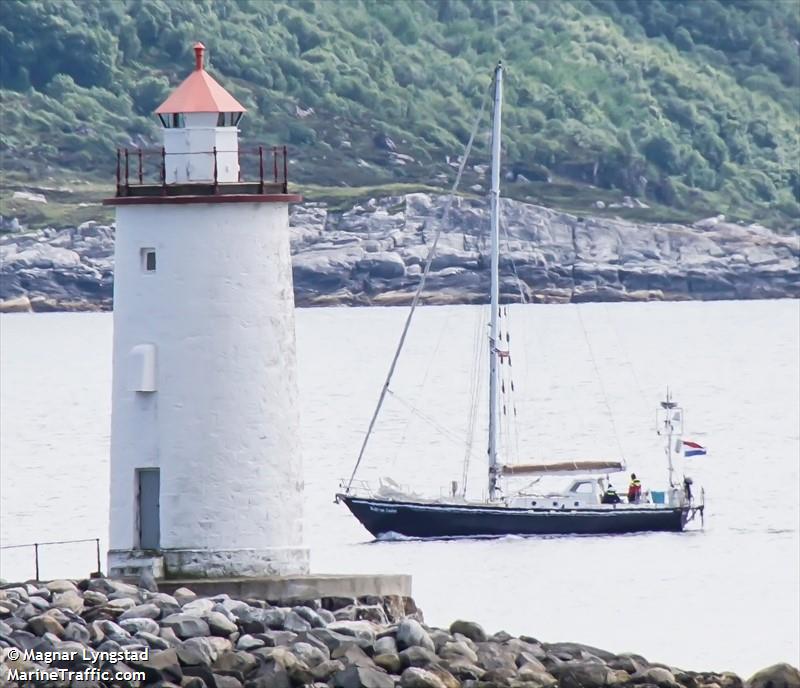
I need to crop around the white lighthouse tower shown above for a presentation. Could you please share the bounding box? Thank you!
[106,43,308,579]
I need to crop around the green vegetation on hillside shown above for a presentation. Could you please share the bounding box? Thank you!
[1,0,798,229]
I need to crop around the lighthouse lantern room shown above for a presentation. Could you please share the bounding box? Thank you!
[155,42,243,184]
[105,43,308,579]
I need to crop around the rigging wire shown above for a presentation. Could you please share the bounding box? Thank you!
[388,390,477,449]
[501,308,522,467]
[575,305,627,463]
[461,306,487,497]
[501,222,529,305]
[389,308,455,470]
[602,302,652,416]
[345,80,493,493]
[498,225,528,471]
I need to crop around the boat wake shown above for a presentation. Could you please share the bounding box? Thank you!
[375,531,418,542]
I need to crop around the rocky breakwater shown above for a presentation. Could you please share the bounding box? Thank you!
[1,579,798,688]
[1,194,798,312]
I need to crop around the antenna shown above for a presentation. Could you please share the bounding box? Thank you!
[657,388,683,487]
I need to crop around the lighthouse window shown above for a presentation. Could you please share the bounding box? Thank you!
[141,248,156,272]
[216,112,243,127]
[157,113,185,128]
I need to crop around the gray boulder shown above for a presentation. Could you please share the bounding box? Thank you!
[326,620,377,646]
[214,675,243,688]
[747,664,800,688]
[312,659,347,682]
[399,645,439,669]
[136,630,170,650]
[355,605,389,625]
[374,653,404,674]
[119,603,161,620]
[205,610,237,636]
[397,619,435,652]
[27,615,64,637]
[177,636,219,666]
[444,658,485,681]
[374,635,398,655]
[332,643,376,670]
[82,590,108,607]
[44,579,78,593]
[553,660,618,688]
[635,666,679,688]
[161,613,210,639]
[292,605,327,628]
[99,619,131,640]
[439,639,478,664]
[283,610,312,632]
[235,633,265,651]
[173,587,197,605]
[331,665,395,688]
[51,590,84,614]
[105,597,136,613]
[292,640,329,667]
[259,629,298,647]
[182,598,215,616]
[546,640,617,662]
[120,617,160,635]
[129,647,182,683]
[448,619,487,643]
[400,667,447,688]
[62,621,90,644]
[212,649,258,675]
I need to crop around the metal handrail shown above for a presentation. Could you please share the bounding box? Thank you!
[114,145,289,196]
[0,537,102,581]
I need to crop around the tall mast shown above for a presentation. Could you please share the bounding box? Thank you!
[488,62,503,501]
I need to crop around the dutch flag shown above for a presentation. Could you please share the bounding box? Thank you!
[683,440,707,457]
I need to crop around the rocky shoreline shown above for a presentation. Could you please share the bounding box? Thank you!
[1,578,797,688]
[1,193,798,313]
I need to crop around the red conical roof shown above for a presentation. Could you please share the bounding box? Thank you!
[155,43,245,115]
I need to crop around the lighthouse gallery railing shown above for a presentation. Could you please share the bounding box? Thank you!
[114,145,289,197]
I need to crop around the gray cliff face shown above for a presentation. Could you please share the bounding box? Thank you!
[1,193,798,312]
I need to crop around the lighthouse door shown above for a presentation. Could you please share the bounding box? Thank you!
[137,468,160,550]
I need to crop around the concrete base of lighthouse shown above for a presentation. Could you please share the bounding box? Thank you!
[109,546,309,580]
[108,549,166,580]
[162,547,309,578]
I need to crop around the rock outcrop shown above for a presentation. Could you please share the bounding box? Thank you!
[1,578,790,688]
[1,194,798,312]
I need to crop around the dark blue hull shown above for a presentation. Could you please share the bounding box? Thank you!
[337,494,688,538]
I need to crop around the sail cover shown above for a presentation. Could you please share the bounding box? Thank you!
[501,460,625,476]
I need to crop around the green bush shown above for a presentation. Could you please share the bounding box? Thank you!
[0,0,797,228]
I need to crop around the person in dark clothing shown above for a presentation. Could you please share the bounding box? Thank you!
[602,485,621,504]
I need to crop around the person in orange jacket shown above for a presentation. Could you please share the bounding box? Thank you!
[628,473,642,503]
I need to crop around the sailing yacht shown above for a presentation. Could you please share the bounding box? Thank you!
[335,63,705,538]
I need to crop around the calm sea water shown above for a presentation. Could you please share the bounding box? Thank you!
[1,300,798,674]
